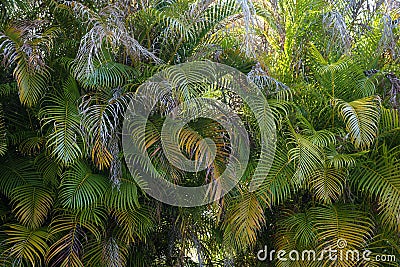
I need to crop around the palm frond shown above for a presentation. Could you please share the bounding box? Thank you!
[223,192,265,251]
[334,96,380,149]
[59,162,108,210]
[326,148,359,169]
[311,205,375,266]
[104,166,139,211]
[79,89,130,170]
[0,20,57,106]
[34,153,62,187]
[310,166,346,204]
[113,206,154,245]
[276,210,317,252]
[0,159,42,198]
[351,147,400,231]
[11,185,54,229]
[379,106,400,137]
[257,143,294,205]
[60,1,160,78]
[308,44,377,100]
[78,62,137,89]
[39,76,83,166]
[3,224,49,266]
[288,133,325,185]
[47,214,100,267]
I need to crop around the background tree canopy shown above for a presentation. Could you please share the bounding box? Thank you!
[0,0,400,266]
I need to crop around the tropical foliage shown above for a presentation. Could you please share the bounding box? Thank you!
[0,0,399,266]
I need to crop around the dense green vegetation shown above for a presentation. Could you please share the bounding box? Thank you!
[0,0,400,266]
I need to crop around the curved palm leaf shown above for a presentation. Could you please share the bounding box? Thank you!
[275,210,317,267]
[0,159,42,198]
[0,21,57,106]
[112,206,154,245]
[104,167,139,211]
[39,76,83,166]
[310,204,375,267]
[60,1,160,78]
[2,224,49,266]
[223,192,265,251]
[79,89,131,170]
[257,142,294,205]
[288,133,325,185]
[47,214,100,267]
[334,96,380,149]
[59,162,108,210]
[11,185,54,229]
[310,166,346,204]
[351,146,400,231]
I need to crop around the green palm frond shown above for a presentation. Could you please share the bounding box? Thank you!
[296,113,336,147]
[256,0,325,82]
[223,192,265,251]
[11,185,54,229]
[334,96,380,149]
[257,143,294,205]
[113,206,154,245]
[310,166,346,204]
[306,130,336,147]
[0,21,58,106]
[18,135,46,156]
[311,204,375,266]
[276,205,375,267]
[276,210,317,252]
[365,225,400,266]
[195,0,240,43]
[39,76,83,166]
[288,133,325,185]
[326,147,359,169]
[13,56,50,107]
[275,210,318,267]
[308,44,377,100]
[2,223,49,266]
[104,167,139,211]
[351,146,400,231]
[379,106,400,137]
[76,62,137,89]
[34,153,61,187]
[0,159,42,198]
[59,162,108,210]
[158,0,240,62]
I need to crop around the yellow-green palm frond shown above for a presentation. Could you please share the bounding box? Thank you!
[334,96,380,150]
[351,145,400,232]
[3,224,49,266]
[223,191,265,252]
